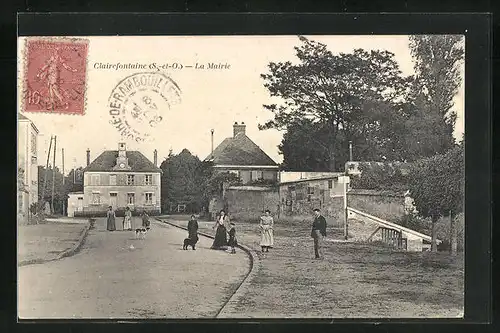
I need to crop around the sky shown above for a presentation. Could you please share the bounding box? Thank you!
[17,35,465,174]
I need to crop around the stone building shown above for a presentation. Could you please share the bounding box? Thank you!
[70,143,161,216]
[17,113,39,224]
[205,122,279,184]
[278,173,345,224]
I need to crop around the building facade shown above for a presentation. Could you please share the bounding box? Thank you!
[75,143,161,216]
[17,113,39,224]
[205,122,279,184]
[278,173,345,222]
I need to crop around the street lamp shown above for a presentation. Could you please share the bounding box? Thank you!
[338,175,350,240]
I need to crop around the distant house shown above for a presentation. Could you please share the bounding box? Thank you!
[205,122,279,184]
[69,142,161,216]
[17,113,39,224]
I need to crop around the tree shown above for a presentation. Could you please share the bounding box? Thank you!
[408,35,464,155]
[260,36,409,171]
[407,144,464,251]
[278,118,332,171]
[350,162,409,192]
[160,149,205,213]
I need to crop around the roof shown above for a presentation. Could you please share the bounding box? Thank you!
[279,174,344,186]
[204,133,277,166]
[84,151,161,173]
[18,113,39,133]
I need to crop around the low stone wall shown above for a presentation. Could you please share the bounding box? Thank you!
[347,189,406,223]
[225,187,279,222]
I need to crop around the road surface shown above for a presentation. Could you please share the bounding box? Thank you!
[18,218,250,319]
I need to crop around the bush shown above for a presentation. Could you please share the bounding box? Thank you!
[397,213,431,235]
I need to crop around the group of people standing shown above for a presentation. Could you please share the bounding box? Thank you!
[106,206,150,231]
[208,207,327,260]
[104,204,328,260]
[209,209,275,254]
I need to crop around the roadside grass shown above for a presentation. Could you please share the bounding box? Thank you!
[18,222,87,264]
[163,215,464,318]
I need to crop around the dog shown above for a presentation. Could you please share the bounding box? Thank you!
[183,236,198,250]
[135,227,150,240]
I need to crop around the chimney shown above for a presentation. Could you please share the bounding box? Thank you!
[233,121,246,137]
[86,149,90,166]
[153,149,158,167]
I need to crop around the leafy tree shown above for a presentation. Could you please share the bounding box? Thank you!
[350,162,409,192]
[160,149,204,213]
[407,143,464,251]
[260,36,409,171]
[278,118,333,171]
[408,35,464,156]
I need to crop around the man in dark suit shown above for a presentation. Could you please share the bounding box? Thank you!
[311,208,327,259]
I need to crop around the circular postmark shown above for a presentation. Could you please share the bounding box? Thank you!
[108,72,182,142]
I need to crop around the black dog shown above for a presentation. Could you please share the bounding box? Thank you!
[183,236,198,250]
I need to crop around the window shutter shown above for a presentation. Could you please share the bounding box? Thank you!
[152,192,156,206]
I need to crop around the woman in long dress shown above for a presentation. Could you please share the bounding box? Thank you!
[123,207,132,231]
[260,209,274,252]
[211,210,229,250]
[187,215,199,249]
[106,206,116,231]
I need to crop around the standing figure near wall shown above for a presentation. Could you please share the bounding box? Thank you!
[260,209,274,253]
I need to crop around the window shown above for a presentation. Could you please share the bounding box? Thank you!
[91,192,101,205]
[145,174,153,185]
[109,175,117,186]
[31,156,37,164]
[288,185,296,192]
[127,193,135,205]
[328,180,333,189]
[145,193,153,205]
[307,186,315,195]
[251,170,263,180]
[90,174,100,186]
[127,175,135,185]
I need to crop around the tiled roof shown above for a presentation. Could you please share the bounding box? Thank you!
[84,151,161,172]
[204,133,277,166]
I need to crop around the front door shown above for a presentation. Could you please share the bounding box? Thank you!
[110,193,117,210]
[77,197,83,211]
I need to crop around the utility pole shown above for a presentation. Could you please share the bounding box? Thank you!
[211,129,214,158]
[51,136,57,214]
[62,148,65,216]
[42,136,53,204]
[349,141,353,161]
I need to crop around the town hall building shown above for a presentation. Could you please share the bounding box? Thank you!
[68,143,161,216]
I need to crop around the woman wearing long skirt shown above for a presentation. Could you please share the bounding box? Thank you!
[106,206,116,231]
[123,207,132,231]
[211,210,229,250]
[260,209,274,252]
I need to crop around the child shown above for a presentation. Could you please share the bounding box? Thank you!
[227,222,237,254]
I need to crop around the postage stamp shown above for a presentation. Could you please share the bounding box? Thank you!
[108,72,182,142]
[22,38,89,115]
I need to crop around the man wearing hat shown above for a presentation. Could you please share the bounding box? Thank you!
[311,208,327,259]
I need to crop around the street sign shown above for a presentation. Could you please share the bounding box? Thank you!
[338,175,350,184]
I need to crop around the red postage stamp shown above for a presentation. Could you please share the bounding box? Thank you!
[22,38,89,115]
